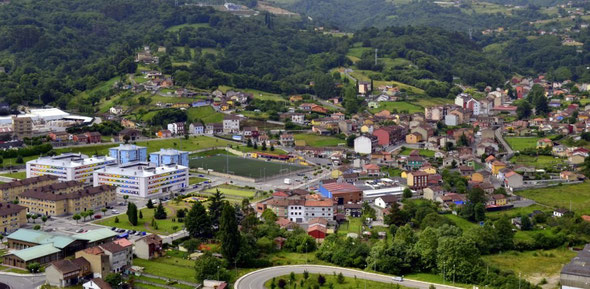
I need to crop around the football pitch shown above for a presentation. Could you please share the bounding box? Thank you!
[190,155,307,179]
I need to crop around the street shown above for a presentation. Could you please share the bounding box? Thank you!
[0,273,45,289]
[235,265,463,289]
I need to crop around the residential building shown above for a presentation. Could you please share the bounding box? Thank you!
[117,128,141,142]
[0,175,59,202]
[157,129,172,138]
[45,257,91,288]
[307,218,328,239]
[504,171,524,190]
[223,115,241,134]
[19,185,116,217]
[75,247,111,278]
[109,144,147,164]
[406,132,422,144]
[372,126,406,146]
[97,241,132,273]
[205,123,223,135]
[189,123,205,135]
[279,133,294,146]
[0,202,27,234]
[26,154,117,184]
[83,279,113,289]
[12,116,32,139]
[85,132,102,144]
[167,122,185,135]
[303,199,333,223]
[354,135,376,154]
[93,162,189,199]
[134,234,163,260]
[491,161,506,175]
[149,149,189,167]
[407,171,428,189]
[375,195,399,209]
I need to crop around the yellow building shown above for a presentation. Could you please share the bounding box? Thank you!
[491,161,506,175]
[419,165,437,175]
[471,172,484,183]
[0,202,27,234]
[19,184,116,217]
[0,175,59,202]
[405,132,422,144]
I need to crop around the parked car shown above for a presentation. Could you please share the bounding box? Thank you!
[198,174,204,177]
[94,215,102,219]
[111,210,119,214]
[392,276,403,282]
[76,228,85,233]
[111,227,117,231]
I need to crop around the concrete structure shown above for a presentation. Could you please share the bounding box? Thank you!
[354,135,376,155]
[0,202,27,234]
[94,162,188,198]
[19,184,116,217]
[561,244,590,289]
[134,234,163,260]
[149,149,189,167]
[0,175,59,202]
[26,154,117,184]
[109,144,147,164]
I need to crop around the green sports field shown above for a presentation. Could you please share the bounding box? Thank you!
[189,155,307,179]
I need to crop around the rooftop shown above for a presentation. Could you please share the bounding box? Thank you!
[27,153,116,168]
[72,228,118,243]
[110,144,146,151]
[0,202,26,217]
[150,148,188,156]
[7,229,75,249]
[97,162,188,177]
[11,243,61,261]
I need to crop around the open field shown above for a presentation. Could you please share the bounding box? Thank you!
[204,184,257,198]
[505,137,543,151]
[515,182,590,214]
[486,204,548,219]
[483,248,576,285]
[190,155,306,178]
[511,155,564,169]
[217,85,286,102]
[370,101,423,114]
[134,256,197,283]
[95,205,183,235]
[337,217,363,235]
[398,148,435,157]
[0,171,26,179]
[264,273,411,289]
[293,134,344,147]
[186,106,224,124]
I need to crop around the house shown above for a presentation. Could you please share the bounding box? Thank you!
[504,171,523,190]
[536,138,553,149]
[554,208,569,218]
[203,280,228,289]
[205,123,223,135]
[157,129,172,138]
[109,106,123,115]
[167,122,185,136]
[343,203,362,217]
[75,247,111,279]
[117,129,141,142]
[491,161,506,175]
[405,132,422,144]
[307,221,328,239]
[445,113,459,126]
[45,257,91,288]
[423,186,444,201]
[85,132,102,144]
[223,115,241,134]
[375,195,399,209]
[569,152,587,165]
[354,136,376,154]
[280,133,294,146]
[83,278,113,289]
[98,241,132,273]
[491,194,507,206]
[363,164,380,176]
[134,234,163,260]
[189,123,205,135]
[560,244,590,289]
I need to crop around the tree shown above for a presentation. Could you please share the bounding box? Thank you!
[517,101,532,120]
[105,273,123,288]
[521,215,532,231]
[154,202,167,219]
[183,238,200,253]
[402,188,412,199]
[318,274,326,286]
[101,208,107,216]
[123,134,130,144]
[114,216,119,223]
[73,214,81,223]
[261,141,267,151]
[146,199,154,209]
[313,73,336,99]
[139,211,143,219]
[208,189,225,227]
[494,217,514,251]
[127,202,138,226]
[303,270,309,280]
[31,214,38,223]
[185,202,211,238]
[474,202,485,222]
[16,155,23,164]
[41,215,47,226]
[26,262,41,273]
[177,208,186,219]
[26,214,31,223]
[337,272,345,284]
[278,279,287,289]
[219,204,240,263]
[123,195,129,204]
[261,209,278,223]
[270,144,275,151]
[346,134,356,147]
[194,252,229,282]
[247,138,253,147]
[436,237,482,283]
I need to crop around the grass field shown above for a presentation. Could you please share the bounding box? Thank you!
[204,184,257,198]
[190,155,306,178]
[486,204,548,219]
[0,171,26,179]
[217,85,286,102]
[444,214,477,231]
[186,106,224,124]
[96,205,183,235]
[264,273,410,289]
[293,134,344,147]
[511,155,564,169]
[516,182,590,214]
[337,217,363,235]
[189,177,208,185]
[505,137,542,151]
[134,256,197,283]
[398,148,435,157]
[483,248,576,283]
[370,101,423,114]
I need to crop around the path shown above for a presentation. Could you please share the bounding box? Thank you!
[495,127,513,161]
[235,265,464,289]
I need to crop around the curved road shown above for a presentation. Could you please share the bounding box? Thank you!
[235,265,463,289]
[0,273,45,289]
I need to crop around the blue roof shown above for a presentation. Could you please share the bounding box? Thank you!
[7,229,75,249]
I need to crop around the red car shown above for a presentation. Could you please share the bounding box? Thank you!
[94,215,102,219]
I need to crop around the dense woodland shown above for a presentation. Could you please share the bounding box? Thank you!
[0,0,590,111]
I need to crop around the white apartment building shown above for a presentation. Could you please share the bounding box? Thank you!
[93,162,189,198]
[26,153,117,184]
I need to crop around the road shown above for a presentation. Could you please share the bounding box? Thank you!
[235,265,463,289]
[495,127,513,161]
[0,273,45,289]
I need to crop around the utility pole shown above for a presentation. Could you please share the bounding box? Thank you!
[468,28,473,40]
[374,49,378,66]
